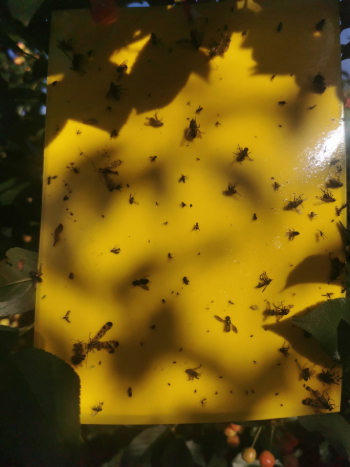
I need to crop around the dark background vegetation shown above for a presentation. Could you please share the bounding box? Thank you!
[1,0,350,466]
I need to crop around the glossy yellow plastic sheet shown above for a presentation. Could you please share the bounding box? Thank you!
[35,0,346,424]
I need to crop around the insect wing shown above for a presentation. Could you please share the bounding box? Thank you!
[91,322,113,343]
[214,315,225,323]
[231,323,238,333]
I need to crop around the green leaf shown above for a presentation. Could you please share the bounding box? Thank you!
[0,181,30,205]
[121,425,169,467]
[299,413,350,460]
[339,221,350,243]
[0,325,18,361]
[0,247,38,317]
[0,348,81,466]
[0,178,16,193]
[292,298,350,359]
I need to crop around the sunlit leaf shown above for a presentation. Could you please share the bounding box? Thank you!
[0,248,38,317]
[0,181,30,205]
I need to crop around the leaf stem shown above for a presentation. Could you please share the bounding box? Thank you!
[252,426,262,448]
[0,278,32,288]
[269,425,275,451]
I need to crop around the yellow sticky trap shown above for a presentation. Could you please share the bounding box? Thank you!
[36,0,345,424]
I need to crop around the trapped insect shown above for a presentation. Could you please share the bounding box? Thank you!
[87,322,119,354]
[326,174,343,188]
[185,364,202,381]
[313,73,326,94]
[132,277,150,290]
[192,222,200,231]
[116,60,128,76]
[263,301,293,321]
[279,342,290,357]
[214,315,238,333]
[302,386,335,411]
[317,229,327,240]
[309,211,318,220]
[335,203,347,216]
[307,105,317,111]
[98,161,121,191]
[256,272,272,292]
[276,22,283,32]
[145,113,163,127]
[53,223,63,246]
[208,33,231,58]
[285,228,300,241]
[296,360,315,381]
[71,341,86,366]
[110,247,120,254]
[224,182,241,197]
[322,292,334,299]
[127,387,132,397]
[201,398,207,406]
[318,367,341,385]
[91,402,103,417]
[129,193,138,205]
[183,277,190,285]
[71,54,85,73]
[106,82,127,100]
[149,156,157,162]
[62,311,71,323]
[278,101,286,106]
[29,265,43,286]
[186,118,203,140]
[273,181,281,191]
[284,194,307,213]
[233,145,253,163]
[179,175,189,183]
[196,105,203,114]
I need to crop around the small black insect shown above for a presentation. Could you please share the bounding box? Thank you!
[256,272,272,292]
[276,22,283,32]
[326,175,343,188]
[279,342,290,357]
[150,33,158,45]
[181,202,186,208]
[214,315,238,333]
[129,193,138,205]
[110,247,120,254]
[183,277,190,285]
[106,82,127,100]
[316,188,335,203]
[116,60,128,75]
[71,54,85,73]
[149,155,157,162]
[329,254,345,283]
[192,223,200,231]
[296,360,315,381]
[150,325,156,330]
[278,101,287,106]
[91,402,104,417]
[127,387,132,397]
[318,367,341,385]
[145,113,163,127]
[132,277,150,290]
[57,39,73,52]
[185,364,202,381]
[224,182,241,197]
[309,211,318,220]
[62,310,71,323]
[307,105,316,111]
[168,253,173,260]
[322,292,334,299]
[335,203,347,216]
[196,105,203,114]
[228,300,234,305]
[317,229,327,240]
[110,129,118,139]
[285,193,307,213]
[201,398,207,406]
[215,121,221,127]
[186,118,203,140]
[179,174,189,183]
[315,19,326,31]
[253,213,257,221]
[285,228,300,241]
[273,181,281,191]
[313,74,326,94]
[233,145,253,163]
[271,75,276,81]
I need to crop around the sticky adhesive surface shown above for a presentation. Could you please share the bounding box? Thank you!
[35,0,345,424]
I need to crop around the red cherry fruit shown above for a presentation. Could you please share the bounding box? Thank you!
[259,450,275,467]
[90,0,118,25]
[224,426,236,437]
[284,454,299,467]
